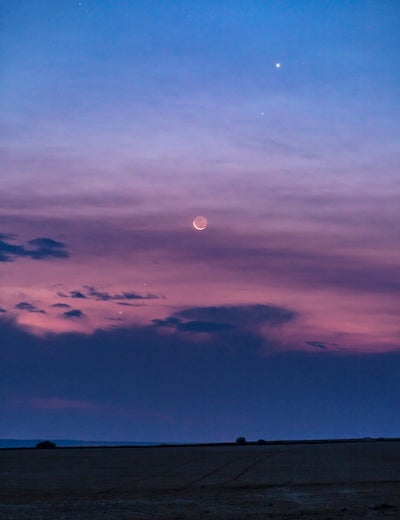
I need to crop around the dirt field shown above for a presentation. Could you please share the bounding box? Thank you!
[1,440,400,519]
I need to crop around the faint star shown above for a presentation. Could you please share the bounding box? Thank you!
[260,111,264,116]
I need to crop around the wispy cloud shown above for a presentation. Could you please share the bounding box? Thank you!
[23,396,174,422]
[15,302,46,314]
[307,341,328,349]
[84,285,162,301]
[29,397,104,411]
[56,285,163,302]
[117,302,145,307]
[306,340,347,351]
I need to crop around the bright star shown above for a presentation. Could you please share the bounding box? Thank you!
[275,63,281,68]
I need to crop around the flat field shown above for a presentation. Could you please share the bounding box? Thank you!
[1,440,400,519]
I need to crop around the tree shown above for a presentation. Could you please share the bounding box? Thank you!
[236,436,246,445]
[35,440,57,449]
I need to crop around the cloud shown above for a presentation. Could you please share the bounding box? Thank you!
[153,316,234,333]
[176,304,296,328]
[0,308,6,313]
[0,234,69,262]
[84,285,162,301]
[29,397,104,411]
[64,206,398,299]
[56,290,87,299]
[153,304,296,336]
[63,309,86,319]
[55,285,161,302]
[27,238,66,249]
[117,302,145,307]
[18,396,174,423]
[26,237,69,260]
[306,340,347,351]
[176,321,234,333]
[69,291,87,299]
[51,303,71,309]
[0,239,27,262]
[1,318,400,442]
[15,302,46,314]
[152,317,182,328]
[307,341,328,349]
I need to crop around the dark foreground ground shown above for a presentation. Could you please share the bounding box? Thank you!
[1,440,400,519]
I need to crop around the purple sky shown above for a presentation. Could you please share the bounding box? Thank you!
[1,0,400,442]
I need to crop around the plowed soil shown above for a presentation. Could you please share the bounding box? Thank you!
[1,440,400,519]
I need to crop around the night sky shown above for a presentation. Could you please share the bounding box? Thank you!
[1,0,399,442]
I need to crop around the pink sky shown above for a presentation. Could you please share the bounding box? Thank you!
[1,176,399,354]
[1,0,399,355]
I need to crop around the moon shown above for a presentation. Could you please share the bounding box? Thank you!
[193,215,208,231]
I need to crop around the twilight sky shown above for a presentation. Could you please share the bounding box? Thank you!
[1,0,400,442]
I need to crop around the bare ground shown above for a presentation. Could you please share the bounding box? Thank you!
[1,440,400,519]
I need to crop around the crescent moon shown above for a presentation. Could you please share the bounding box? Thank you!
[193,216,207,231]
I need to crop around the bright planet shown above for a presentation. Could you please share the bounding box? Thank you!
[192,215,208,231]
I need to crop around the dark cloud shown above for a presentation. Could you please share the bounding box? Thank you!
[152,316,233,333]
[0,307,6,313]
[123,291,161,300]
[176,304,296,328]
[55,286,161,302]
[51,303,71,309]
[152,317,182,328]
[177,321,234,333]
[307,341,328,349]
[152,304,296,336]
[0,234,69,262]
[63,309,86,319]
[117,302,145,307]
[15,302,46,314]
[306,340,347,351]
[84,285,162,301]
[0,239,27,262]
[69,291,87,299]
[27,238,65,249]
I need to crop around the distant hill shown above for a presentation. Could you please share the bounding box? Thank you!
[2,437,397,449]
[0,439,163,449]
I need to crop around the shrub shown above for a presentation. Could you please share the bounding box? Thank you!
[35,440,57,449]
[257,439,267,445]
[236,436,246,445]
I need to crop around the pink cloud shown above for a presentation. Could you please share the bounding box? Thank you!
[29,397,104,411]
[18,397,175,423]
